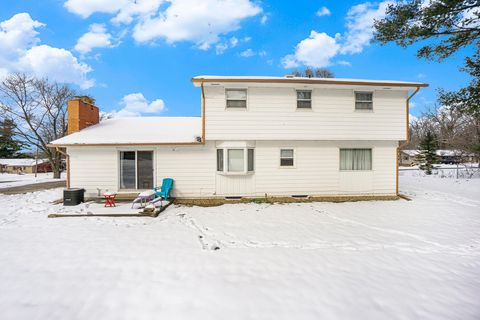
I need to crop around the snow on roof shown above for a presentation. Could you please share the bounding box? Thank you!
[401,150,420,157]
[49,117,202,146]
[0,158,48,166]
[192,75,428,88]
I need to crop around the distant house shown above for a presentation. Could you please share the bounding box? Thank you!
[400,149,476,166]
[399,150,420,166]
[49,76,428,198]
[0,159,52,174]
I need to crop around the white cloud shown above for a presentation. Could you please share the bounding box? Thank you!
[111,0,164,24]
[75,24,113,55]
[19,45,94,88]
[337,60,351,66]
[64,0,129,18]
[64,0,261,51]
[0,13,93,88]
[114,93,166,117]
[215,36,239,55]
[281,31,341,68]
[340,1,392,54]
[132,0,261,48]
[316,7,331,17]
[417,73,426,79]
[260,15,268,25]
[64,0,163,22]
[409,113,418,123]
[240,48,255,57]
[239,48,267,58]
[282,1,391,68]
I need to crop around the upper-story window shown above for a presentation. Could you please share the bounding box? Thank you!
[296,90,312,109]
[226,89,247,108]
[355,92,373,110]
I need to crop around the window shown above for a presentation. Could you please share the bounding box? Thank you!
[248,149,254,172]
[226,89,247,108]
[340,149,372,170]
[120,151,154,189]
[216,149,224,171]
[296,90,312,108]
[280,149,294,167]
[228,149,244,172]
[216,148,255,173]
[355,92,373,110]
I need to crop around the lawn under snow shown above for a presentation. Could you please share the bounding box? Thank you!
[0,173,479,320]
[0,172,64,189]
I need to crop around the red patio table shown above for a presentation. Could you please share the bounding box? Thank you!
[103,192,117,207]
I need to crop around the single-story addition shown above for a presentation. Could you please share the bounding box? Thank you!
[48,76,428,199]
[0,158,52,174]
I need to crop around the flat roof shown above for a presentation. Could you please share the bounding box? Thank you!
[49,117,202,146]
[192,75,428,88]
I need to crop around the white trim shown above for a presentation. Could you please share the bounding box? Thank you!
[295,89,312,110]
[225,88,248,110]
[338,147,373,171]
[118,150,155,190]
[354,90,374,111]
[279,147,296,168]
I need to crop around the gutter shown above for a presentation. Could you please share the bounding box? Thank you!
[201,82,206,144]
[396,86,422,195]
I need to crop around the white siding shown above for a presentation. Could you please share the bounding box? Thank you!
[68,147,118,196]
[155,142,216,197]
[205,86,408,141]
[69,140,397,198]
[253,140,397,196]
[68,142,216,197]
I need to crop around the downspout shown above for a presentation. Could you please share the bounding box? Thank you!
[396,87,421,195]
[200,82,206,144]
[55,147,70,189]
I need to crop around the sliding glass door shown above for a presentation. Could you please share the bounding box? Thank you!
[120,151,154,189]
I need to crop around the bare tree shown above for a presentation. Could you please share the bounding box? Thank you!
[292,67,335,78]
[407,105,480,165]
[0,73,76,178]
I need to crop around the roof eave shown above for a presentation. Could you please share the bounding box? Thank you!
[192,77,429,88]
[47,142,204,148]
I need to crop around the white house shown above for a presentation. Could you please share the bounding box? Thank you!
[49,76,428,198]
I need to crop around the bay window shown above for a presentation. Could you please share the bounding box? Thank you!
[216,148,254,174]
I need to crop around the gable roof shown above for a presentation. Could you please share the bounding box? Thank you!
[48,117,202,146]
[192,75,428,89]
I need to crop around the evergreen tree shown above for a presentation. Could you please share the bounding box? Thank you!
[0,118,23,158]
[417,131,439,175]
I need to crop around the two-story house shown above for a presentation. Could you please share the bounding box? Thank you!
[49,76,427,198]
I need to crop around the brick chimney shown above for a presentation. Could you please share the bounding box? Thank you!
[67,96,100,135]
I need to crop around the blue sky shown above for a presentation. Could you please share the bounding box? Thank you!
[0,0,472,118]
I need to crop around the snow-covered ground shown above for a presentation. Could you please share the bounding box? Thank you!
[0,172,65,189]
[0,174,479,320]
